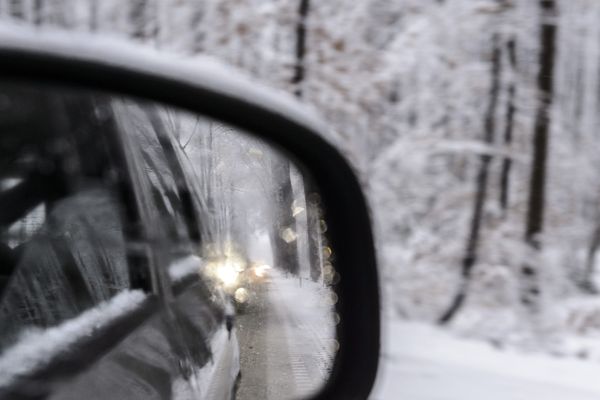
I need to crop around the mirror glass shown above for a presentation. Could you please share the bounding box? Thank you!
[0,82,338,399]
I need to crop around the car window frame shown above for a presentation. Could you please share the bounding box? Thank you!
[0,89,217,399]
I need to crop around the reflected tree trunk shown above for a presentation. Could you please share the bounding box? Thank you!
[271,160,300,276]
[202,124,219,249]
[305,180,322,281]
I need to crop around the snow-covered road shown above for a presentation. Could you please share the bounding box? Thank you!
[371,320,600,400]
[235,270,335,400]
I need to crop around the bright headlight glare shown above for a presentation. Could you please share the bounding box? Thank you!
[232,260,246,272]
[216,262,239,287]
[253,264,271,278]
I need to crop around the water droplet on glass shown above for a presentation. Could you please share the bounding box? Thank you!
[281,227,297,243]
[322,246,332,259]
[328,292,339,305]
[319,219,328,233]
[330,339,340,353]
[292,205,305,217]
[333,313,341,325]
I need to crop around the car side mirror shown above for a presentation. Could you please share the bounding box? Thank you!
[0,33,379,400]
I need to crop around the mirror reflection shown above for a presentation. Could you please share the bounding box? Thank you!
[0,83,338,400]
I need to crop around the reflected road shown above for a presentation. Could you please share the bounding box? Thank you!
[235,273,335,400]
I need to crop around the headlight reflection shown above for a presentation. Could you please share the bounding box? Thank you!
[215,261,240,287]
[253,264,271,278]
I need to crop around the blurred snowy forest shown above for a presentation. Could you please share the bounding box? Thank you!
[3,0,600,361]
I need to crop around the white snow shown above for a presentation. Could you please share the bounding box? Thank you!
[266,269,336,397]
[3,4,600,398]
[0,23,340,149]
[168,255,203,282]
[268,270,336,346]
[372,318,600,400]
[0,290,146,387]
[172,327,240,400]
[246,231,274,267]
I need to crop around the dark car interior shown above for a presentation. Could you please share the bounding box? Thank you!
[0,84,232,400]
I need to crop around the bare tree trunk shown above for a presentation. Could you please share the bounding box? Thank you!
[9,0,24,20]
[130,0,148,41]
[439,34,502,324]
[521,0,557,310]
[582,222,600,294]
[190,3,205,53]
[291,0,310,97]
[499,38,517,213]
[89,0,98,32]
[47,0,69,28]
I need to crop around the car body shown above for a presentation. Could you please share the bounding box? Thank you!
[0,83,240,399]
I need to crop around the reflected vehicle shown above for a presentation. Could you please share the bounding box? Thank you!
[203,242,272,312]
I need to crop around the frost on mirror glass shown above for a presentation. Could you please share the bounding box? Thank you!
[0,83,337,400]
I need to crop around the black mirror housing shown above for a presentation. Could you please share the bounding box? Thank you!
[0,32,380,400]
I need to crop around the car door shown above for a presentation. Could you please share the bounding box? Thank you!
[0,86,156,399]
[109,99,241,399]
[0,85,237,400]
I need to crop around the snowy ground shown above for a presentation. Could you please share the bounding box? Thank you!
[236,269,335,400]
[371,318,600,400]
